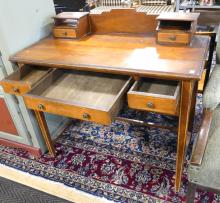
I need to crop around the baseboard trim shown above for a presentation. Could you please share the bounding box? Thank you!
[0,138,42,157]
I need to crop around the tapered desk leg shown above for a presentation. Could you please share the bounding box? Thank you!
[175,80,193,192]
[34,110,56,157]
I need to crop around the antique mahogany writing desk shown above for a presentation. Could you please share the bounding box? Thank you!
[0,9,210,192]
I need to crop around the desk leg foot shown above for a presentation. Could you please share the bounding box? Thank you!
[34,110,56,157]
[175,81,193,192]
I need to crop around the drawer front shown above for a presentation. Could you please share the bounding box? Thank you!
[128,93,179,115]
[53,28,77,39]
[24,96,112,125]
[157,32,190,45]
[1,81,31,96]
[0,65,51,96]
[127,79,180,115]
[23,69,132,125]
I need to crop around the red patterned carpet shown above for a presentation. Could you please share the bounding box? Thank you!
[0,96,219,202]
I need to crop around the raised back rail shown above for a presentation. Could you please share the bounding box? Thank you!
[89,8,158,34]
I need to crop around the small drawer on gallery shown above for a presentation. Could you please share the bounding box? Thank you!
[52,28,77,39]
[127,78,180,115]
[23,69,132,125]
[0,65,53,96]
[157,32,191,45]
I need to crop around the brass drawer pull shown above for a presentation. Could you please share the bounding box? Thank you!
[62,32,67,36]
[83,113,90,119]
[13,87,20,94]
[168,35,176,41]
[38,104,45,111]
[146,102,154,109]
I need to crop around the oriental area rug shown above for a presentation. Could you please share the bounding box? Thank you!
[0,95,219,202]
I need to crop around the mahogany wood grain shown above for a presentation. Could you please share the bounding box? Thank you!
[10,34,209,80]
[24,70,132,125]
[127,78,180,115]
[89,9,157,34]
[190,109,212,166]
[34,110,56,157]
[175,80,193,192]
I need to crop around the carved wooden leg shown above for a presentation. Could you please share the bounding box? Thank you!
[189,81,198,132]
[34,110,56,157]
[186,182,197,203]
[175,80,193,192]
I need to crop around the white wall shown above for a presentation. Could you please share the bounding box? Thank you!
[0,0,68,151]
[0,0,55,74]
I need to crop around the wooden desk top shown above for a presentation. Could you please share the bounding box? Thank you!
[10,34,210,80]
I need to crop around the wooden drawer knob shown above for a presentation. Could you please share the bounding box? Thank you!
[168,35,176,41]
[146,102,154,109]
[38,104,45,111]
[83,113,90,120]
[12,87,20,94]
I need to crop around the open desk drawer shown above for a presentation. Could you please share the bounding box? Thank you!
[0,65,52,96]
[127,78,180,115]
[24,69,132,125]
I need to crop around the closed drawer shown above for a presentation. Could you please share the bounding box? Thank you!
[53,28,77,39]
[24,69,132,125]
[127,78,180,115]
[157,31,191,45]
[0,65,52,96]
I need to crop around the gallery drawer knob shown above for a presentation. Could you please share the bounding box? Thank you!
[146,102,154,108]
[168,35,176,41]
[38,104,45,111]
[83,113,90,119]
[13,87,20,93]
[63,32,67,36]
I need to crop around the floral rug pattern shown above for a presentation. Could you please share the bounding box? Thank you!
[0,95,219,202]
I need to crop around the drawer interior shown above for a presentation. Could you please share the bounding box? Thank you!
[7,65,51,84]
[28,69,130,111]
[132,78,179,98]
[159,20,191,31]
[0,65,52,95]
